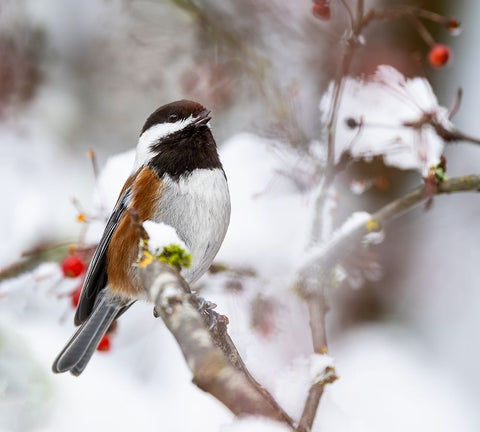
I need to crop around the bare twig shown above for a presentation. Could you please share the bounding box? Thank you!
[430,120,480,146]
[310,0,365,244]
[447,88,463,119]
[0,242,71,282]
[138,260,295,427]
[87,149,100,180]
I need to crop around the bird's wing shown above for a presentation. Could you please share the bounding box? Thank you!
[74,188,131,325]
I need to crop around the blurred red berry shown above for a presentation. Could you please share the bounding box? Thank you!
[428,44,451,68]
[97,334,111,352]
[70,285,82,308]
[373,176,390,191]
[312,2,331,20]
[445,18,461,34]
[61,254,86,278]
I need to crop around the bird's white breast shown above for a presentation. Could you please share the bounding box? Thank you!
[155,168,230,283]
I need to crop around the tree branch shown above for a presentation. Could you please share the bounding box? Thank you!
[138,260,295,427]
[295,173,480,431]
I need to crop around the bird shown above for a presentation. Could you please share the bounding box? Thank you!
[52,100,231,376]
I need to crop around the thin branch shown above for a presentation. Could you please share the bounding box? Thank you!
[297,363,337,432]
[310,0,365,244]
[447,88,463,119]
[339,0,355,30]
[307,293,329,354]
[302,2,368,427]
[138,260,295,428]
[296,290,336,432]
[429,119,480,146]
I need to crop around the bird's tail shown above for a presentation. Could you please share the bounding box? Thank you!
[52,291,122,376]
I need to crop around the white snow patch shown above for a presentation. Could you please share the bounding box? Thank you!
[320,65,450,176]
[142,220,188,254]
[332,211,371,240]
[316,324,480,432]
[84,150,136,246]
[93,149,136,216]
[309,352,336,384]
[301,211,374,268]
[217,133,314,289]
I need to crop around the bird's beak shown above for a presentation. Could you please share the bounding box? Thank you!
[194,109,211,126]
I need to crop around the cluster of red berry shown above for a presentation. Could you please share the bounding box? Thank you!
[60,253,112,351]
[310,1,459,69]
[427,18,460,68]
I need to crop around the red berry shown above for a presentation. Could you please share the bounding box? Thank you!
[445,18,461,35]
[373,176,390,191]
[97,334,111,352]
[61,254,86,278]
[70,285,82,308]
[428,44,451,68]
[312,4,331,20]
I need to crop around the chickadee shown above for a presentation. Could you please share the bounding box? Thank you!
[53,100,231,376]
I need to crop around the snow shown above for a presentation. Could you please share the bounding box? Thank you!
[301,211,381,271]
[331,211,372,240]
[142,220,188,254]
[217,133,313,288]
[318,325,478,432]
[320,65,450,176]
[309,352,336,384]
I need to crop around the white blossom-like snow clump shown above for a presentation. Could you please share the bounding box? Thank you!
[320,65,452,176]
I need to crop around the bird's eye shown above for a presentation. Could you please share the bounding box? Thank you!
[168,113,178,122]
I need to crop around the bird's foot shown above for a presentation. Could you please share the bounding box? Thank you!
[194,294,229,330]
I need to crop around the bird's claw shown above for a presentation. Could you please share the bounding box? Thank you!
[195,295,221,330]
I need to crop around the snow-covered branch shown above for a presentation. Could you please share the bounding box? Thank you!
[299,174,480,290]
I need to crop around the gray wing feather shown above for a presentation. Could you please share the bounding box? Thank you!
[74,190,130,325]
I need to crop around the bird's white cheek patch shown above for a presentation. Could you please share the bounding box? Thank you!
[133,117,194,170]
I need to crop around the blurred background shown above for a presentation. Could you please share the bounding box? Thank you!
[1,0,479,431]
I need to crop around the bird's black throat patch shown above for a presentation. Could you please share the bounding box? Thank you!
[148,124,222,180]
